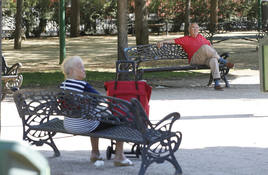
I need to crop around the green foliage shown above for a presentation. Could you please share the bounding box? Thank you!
[236,0,258,21]
[24,0,52,37]
[2,0,16,16]
[148,0,259,32]
[148,0,183,19]
[80,0,117,34]
[1,0,261,36]
[191,1,210,24]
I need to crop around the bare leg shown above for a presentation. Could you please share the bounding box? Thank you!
[114,141,133,166]
[90,137,101,162]
[114,141,125,161]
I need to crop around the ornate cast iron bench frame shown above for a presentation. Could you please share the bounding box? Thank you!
[119,43,231,87]
[13,88,183,175]
[2,56,23,100]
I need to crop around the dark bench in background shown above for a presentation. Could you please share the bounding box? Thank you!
[118,43,230,87]
[14,89,183,175]
[2,56,23,101]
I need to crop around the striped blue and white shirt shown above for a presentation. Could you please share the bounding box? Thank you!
[60,79,100,134]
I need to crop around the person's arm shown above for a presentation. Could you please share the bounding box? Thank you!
[85,83,100,94]
[157,39,175,48]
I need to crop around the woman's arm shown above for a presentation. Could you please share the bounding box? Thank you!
[85,83,100,95]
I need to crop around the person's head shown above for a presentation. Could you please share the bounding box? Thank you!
[188,23,199,37]
[62,56,86,80]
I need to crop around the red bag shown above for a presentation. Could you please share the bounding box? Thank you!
[104,81,152,117]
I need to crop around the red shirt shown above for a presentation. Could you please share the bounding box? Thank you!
[174,34,211,62]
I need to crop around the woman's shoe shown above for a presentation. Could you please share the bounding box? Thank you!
[90,156,103,163]
[114,158,133,167]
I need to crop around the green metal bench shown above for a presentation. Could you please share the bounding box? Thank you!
[13,88,183,175]
[118,43,230,87]
[2,56,23,100]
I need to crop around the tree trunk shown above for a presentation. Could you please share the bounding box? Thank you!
[117,0,128,80]
[34,18,47,37]
[70,0,80,37]
[210,0,218,34]
[14,0,23,49]
[184,0,191,36]
[117,0,128,61]
[134,0,148,45]
[0,0,2,135]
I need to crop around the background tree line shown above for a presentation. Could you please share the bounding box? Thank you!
[3,0,258,37]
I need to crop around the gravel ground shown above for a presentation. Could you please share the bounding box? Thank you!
[2,68,268,175]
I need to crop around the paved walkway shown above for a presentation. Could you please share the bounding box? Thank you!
[1,69,268,175]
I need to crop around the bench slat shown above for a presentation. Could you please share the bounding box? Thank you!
[140,65,210,72]
[31,118,144,143]
[31,118,177,145]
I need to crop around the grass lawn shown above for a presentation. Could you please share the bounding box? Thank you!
[2,32,259,88]
[21,70,206,88]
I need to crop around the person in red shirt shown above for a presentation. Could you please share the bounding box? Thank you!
[157,23,234,90]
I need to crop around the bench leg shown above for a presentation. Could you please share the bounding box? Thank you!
[138,146,183,175]
[24,129,60,157]
[219,65,230,88]
[138,147,153,175]
[47,132,61,157]
[1,89,7,101]
[166,154,183,175]
[209,69,230,88]
[207,73,213,87]
[138,134,182,175]
[221,75,230,88]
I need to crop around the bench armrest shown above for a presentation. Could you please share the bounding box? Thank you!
[129,98,181,143]
[5,62,22,76]
[153,112,180,133]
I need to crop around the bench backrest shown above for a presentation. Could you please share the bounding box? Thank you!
[2,56,8,75]
[2,56,22,76]
[124,43,188,62]
[13,88,150,132]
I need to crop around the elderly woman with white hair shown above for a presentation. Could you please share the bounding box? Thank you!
[60,56,133,167]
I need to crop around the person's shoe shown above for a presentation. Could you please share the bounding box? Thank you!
[114,158,133,167]
[214,85,223,91]
[226,62,234,69]
[90,156,103,163]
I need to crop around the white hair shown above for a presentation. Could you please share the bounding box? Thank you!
[61,56,83,78]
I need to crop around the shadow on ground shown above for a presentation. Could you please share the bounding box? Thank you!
[40,146,268,175]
